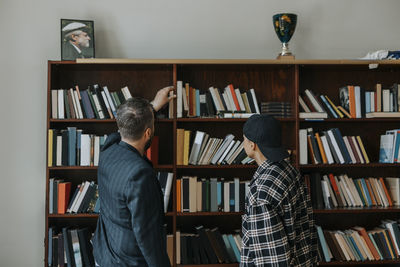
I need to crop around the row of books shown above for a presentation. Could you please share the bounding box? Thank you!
[48,128,107,167]
[299,89,337,119]
[260,101,292,118]
[51,85,132,120]
[379,129,400,163]
[176,81,260,118]
[305,173,399,209]
[48,227,94,267]
[171,227,241,264]
[49,172,173,215]
[299,128,369,165]
[177,129,254,166]
[177,177,250,213]
[49,180,99,214]
[317,220,400,262]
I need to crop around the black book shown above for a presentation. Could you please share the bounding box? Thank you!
[181,235,188,264]
[191,235,201,264]
[186,235,194,264]
[232,149,247,164]
[78,182,96,213]
[310,173,324,209]
[64,89,71,119]
[219,179,224,212]
[206,228,224,263]
[80,90,95,119]
[195,225,218,264]
[360,87,366,118]
[374,232,391,259]
[323,131,340,164]
[57,233,65,267]
[199,94,209,117]
[392,83,399,112]
[197,235,209,264]
[77,228,95,267]
[67,184,80,213]
[61,130,69,166]
[211,228,231,263]
[307,129,322,164]
[331,128,352,164]
[86,88,99,119]
[205,91,216,116]
[182,178,190,212]
[93,84,110,119]
[117,91,126,104]
[62,227,74,267]
[239,182,245,212]
[52,236,58,267]
[246,90,256,113]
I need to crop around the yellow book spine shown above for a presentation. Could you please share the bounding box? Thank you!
[325,95,344,118]
[48,129,53,167]
[356,136,370,164]
[337,106,352,119]
[183,130,191,165]
[315,133,328,164]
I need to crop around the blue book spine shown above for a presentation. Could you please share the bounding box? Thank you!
[393,131,400,163]
[316,225,331,262]
[353,179,367,206]
[227,234,241,262]
[49,179,54,214]
[332,128,352,164]
[366,92,371,113]
[360,178,372,206]
[67,127,77,166]
[368,233,383,259]
[48,227,53,266]
[348,234,364,261]
[217,181,222,210]
[80,90,95,119]
[196,89,200,117]
[320,95,338,118]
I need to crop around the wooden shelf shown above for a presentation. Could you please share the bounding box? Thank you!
[49,118,172,123]
[177,264,238,267]
[300,118,400,122]
[48,164,172,170]
[318,260,400,265]
[300,163,400,168]
[176,165,257,169]
[314,207,400,214]
[177,117,295,122]
[177,212,243,216]
[48,212,174,218]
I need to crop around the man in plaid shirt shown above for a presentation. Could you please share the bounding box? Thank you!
[241,114,318,266]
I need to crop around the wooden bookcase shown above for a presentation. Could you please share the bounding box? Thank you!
[46,59,400,266]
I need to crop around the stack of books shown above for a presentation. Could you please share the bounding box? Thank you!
[176,130,255,166]
[316,221,400,262]
[173,227,241,264]
[176,177,250,213]
[299,128,369,165]
[176,81,260,118]
[261,102,292,118]
[304,173,398,209]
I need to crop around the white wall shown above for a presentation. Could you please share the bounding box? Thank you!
[1,0,399,265]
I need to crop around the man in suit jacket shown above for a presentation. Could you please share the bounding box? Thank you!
[93,86,174,267]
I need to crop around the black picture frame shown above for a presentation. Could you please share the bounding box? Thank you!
[61,19,95,60]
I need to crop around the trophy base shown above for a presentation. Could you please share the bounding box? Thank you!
[277,54,295,60]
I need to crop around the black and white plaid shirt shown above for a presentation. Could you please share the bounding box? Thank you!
[241,159,318,266]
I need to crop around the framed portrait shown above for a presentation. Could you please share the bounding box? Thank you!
[61,19,95,60]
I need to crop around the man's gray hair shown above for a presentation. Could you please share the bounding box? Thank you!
[116,97,154,141]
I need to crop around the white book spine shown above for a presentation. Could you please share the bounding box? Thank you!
[92,93,105,119]
[321,135,334,164]
[224,182,230,212]
[164,173,173,212]
[69,88,79,119]
[327,130,345,164]
[225,86,236,111]
[299,95,311,112]
[177,81,183,118]
[250,89,260,114]
[58,89,65,119]
[305,89,324,112]
[235,89,246,111]
[121,86,132,100]
[94,136,100,166]
[383,89,390,112]
[234,178,239,212]
[222,91,233,112]
[182,85,189,113]
[56,136,62,166]
[354,86,361,118]
[370,92,375,112]
[80,134,91,166]
[103,86,116,115]
[343,136,356,164]
[73,90,83,119]
[208,87,221,112]
[101,91,113,119]
[72,181,90,213]
[217,140,236,165]
[299,129,308,165]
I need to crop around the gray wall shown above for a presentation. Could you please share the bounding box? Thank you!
[1,0,399,266]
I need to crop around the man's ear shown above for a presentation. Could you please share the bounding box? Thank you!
[144,127,152,139]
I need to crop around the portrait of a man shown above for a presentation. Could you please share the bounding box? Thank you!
[61,19,94,60]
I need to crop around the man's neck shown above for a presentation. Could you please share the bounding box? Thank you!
[254,152,267,166]
[121,137,145,156]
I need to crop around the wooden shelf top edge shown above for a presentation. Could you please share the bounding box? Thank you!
[318,259,400,265]
[48,164,172,170]
[177,165,257,169]
[314,206,400,213]
[67,58,400,65]
[177,212,243,216]
[48,214,99,218]
[300,163,400,168]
